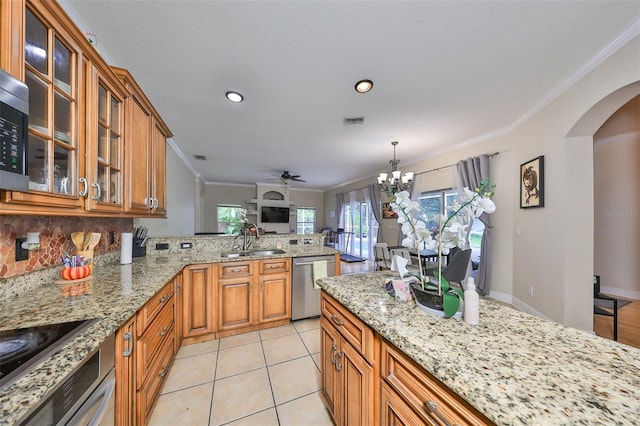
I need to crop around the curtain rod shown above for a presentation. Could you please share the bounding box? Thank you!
[414,151,499,177]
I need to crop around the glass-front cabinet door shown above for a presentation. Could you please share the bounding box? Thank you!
[84,65,124,212]
[5,5,84,210]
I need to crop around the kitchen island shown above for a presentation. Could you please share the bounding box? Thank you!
[0,243,337,425]
[316,271,640,425]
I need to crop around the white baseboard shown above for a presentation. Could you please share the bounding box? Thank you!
[599,286,640,301]
[511,297,552,321]
[486,290,512,304]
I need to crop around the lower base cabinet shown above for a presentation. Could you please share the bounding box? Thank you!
[115,316,136,426]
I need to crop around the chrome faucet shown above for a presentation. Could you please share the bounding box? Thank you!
[233,222,259,251]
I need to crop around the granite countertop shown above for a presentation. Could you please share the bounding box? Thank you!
[0,245,336,425]
[317,272,640,426]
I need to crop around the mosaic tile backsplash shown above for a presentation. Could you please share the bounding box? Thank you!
[0,216,133,279]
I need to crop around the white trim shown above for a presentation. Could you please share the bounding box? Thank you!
[511,297,552,321]
[486,290,512,305]
[167,138,199,178]
[206,181,256,188]
[594,131,640,146]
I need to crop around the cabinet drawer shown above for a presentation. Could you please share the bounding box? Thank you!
[137,331,174,425]
[380,340,492,426]
[137,281,174,336]
[321,293,374,364]
[137,300,175,388]
[218,261,252,279]
[258,258,290,274]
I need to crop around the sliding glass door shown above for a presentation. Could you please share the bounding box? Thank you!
[343,201,378,259]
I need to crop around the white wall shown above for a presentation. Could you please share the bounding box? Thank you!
[136,144,197,237]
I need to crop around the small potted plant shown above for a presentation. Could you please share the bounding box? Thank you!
[390,178,496,317]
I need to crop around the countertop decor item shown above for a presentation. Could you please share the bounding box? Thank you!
[390,178,495,317]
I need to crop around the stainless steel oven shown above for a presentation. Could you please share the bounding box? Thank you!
[17,333,115,426]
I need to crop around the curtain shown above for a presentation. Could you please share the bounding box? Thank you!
[364,184,381,260]
[456,154,492,295]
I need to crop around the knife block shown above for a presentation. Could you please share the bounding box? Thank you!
[132,241,146,258]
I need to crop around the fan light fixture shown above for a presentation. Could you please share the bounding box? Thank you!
[378,141,414,196]
[226,91,243,103]
[355,79,373,93]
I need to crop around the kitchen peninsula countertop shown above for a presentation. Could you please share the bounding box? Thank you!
[316,272,640,426]
[0,245,336,425]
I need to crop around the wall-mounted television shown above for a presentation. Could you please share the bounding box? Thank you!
[261,206,290,223]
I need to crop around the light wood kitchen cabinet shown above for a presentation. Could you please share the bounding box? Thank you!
[135,279,175,426]
[182,263,217,343]
[320,292,376,425]
[217,258,291,336]
[380,339,492,426]
[0,0,24,78]
[112,66,171,217]
[115,315,136,426]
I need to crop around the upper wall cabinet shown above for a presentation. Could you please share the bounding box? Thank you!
[0,0,170,217]
[112,67,171,217]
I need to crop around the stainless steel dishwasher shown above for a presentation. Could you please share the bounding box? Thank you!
[291,255,336,320]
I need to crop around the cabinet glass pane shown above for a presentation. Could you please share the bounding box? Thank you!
[110,170,119,204]
[25,71,49,134]
[53,145,71,195]
[110,97,119,129]
[98,84,107,124]
[109,133,119,167]
[25,9,48,75]
[27,134,49,191]
[54,92,71,145]
[98,125,108,163]
[53,38,71,95]
[98,166,107,202]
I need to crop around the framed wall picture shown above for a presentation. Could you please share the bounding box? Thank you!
[520,155,544,208]
[382,202,398,219]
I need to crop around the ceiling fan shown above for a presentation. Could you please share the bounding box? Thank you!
[269,171,306,184]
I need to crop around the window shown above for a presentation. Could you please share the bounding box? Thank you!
[217,205,244,235]
[296,208,316,234]
[418,188,485,269]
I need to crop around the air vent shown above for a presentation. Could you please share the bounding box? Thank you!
[343,116,365,125]
[193,155,207,161]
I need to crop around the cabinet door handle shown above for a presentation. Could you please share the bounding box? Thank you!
[91,182,101,201]
[331,314,344,326]
[330,344,338,364]
[159,365,169,378]
[176,284,182,296]
[425,401,451,426]
[78,177,88,197]
[160,294,169,303]
[122,332,133,357]
[336,351,343,371]
[144,197,150,208]
[159,325,169,336]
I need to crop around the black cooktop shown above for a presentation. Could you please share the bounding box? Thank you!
[0,319,95,389]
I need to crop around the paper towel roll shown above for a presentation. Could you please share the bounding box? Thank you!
[121,232,133,264]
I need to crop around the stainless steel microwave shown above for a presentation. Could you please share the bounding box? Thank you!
[0,68,29,191]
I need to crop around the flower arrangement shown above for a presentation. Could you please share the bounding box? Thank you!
[390,178,496,317]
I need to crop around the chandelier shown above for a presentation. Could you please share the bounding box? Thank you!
[377,141,414,196]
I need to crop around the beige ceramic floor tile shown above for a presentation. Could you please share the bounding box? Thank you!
[299,328,320,354]
[277,391,333,426]
[262,333,308,366]
[259,324,297,341]
[176,338,219,359]
[219,331,260,349]
[311,352,321,371]
[224,408,279,426]
[148,382,213,426]
[215,342,265,379]
[292,317,321,333]
[268,356,321,405]
[210,368,274,425]
[161,351,217,394]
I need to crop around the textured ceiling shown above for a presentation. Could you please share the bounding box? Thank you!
[63,0,640,190]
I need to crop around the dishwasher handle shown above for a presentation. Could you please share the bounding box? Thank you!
[293,260,336,266]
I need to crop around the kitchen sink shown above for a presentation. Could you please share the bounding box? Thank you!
[220,249,286,258]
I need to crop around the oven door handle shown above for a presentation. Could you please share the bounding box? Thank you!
[65,368,115,426]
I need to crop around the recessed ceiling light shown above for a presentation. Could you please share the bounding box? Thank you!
[226,91,243,103]
[355,79,373,93]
